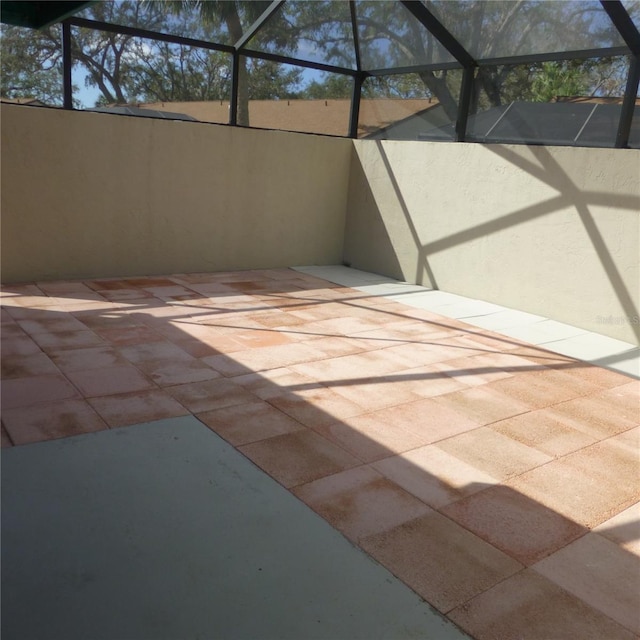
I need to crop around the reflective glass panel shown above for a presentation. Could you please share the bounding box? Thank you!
[240,57,352,135]
[355,1,456,70]
[466,57,630,147]
[72,27,232,122]
[246,1,357,69]
[74,0,264,45]
[425,1,628,60]
[359,70,461,140]
[0,24,63,106]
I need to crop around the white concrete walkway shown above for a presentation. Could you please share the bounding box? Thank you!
[294,265,639,379]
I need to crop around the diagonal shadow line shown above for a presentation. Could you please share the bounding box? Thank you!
[130,293,550,355]
[486,145,640,344]
[483,145,640,212]
[373,140,439,287]
[419,194,566,255]
[372,140,638,343]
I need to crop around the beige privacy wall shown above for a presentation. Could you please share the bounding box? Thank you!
[345,140,640,344]
[1,104,350,282]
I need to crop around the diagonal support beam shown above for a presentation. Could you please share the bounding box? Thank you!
[235,1,285,51]
[600,0,640,55]
[399,1,476,68]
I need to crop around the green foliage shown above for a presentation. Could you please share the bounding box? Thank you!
[0,24,64,105]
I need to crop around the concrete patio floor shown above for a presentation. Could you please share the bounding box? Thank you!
[2,266,639,639]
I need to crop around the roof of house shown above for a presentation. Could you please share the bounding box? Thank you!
[139,99,441,137]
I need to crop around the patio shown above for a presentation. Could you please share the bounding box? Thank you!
[2,265,638,639]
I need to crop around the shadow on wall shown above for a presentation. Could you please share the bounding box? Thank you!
[343,140,640,344]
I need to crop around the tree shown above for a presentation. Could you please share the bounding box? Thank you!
[0,0,302,120]
[0,24,66,105]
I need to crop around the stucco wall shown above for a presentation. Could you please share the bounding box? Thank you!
[345,140,640,344]
[1,104,351,282]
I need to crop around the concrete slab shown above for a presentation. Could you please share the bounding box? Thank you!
[1,416,468,640]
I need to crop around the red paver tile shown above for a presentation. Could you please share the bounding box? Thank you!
[373,397,481,442]
[2,399,108,445]
[442,484,587,565]
[144,360,220,386]
[1,374,80,409]
[292,350,406,383]
[267,386,365,429]
[118,341,193,364]
[1,323,30,339]
[595,380,640,414]
[557,362,635,389]
[252,310,307,329]
[430,356,514,387]
[197,400,304,446]
[608,426,639,454]
[98,289,156,302]
[231,329,292,349]
[49,346,125,373]
[70,311,143,331]
[508,440,640,528]
[533,533,640,634]
[141,285,198,298]
[30,329,104,352]
[88,389,189,427]
[372,445,497,508]
[1,352,59,378]
[389,366,468,398]
[65,365,153,398]
[432,386,531,426]
[0,335,42,357]
[16,314,88,335]
[435,427,552,481]
[293,466,432,542]
[166,378,256,413]
[377,341,465,368]
[36,281,96,296]
[314,414,432,464]
[360,511,523,613]
[0,283,43,297]
[229,367,318,399]
[448,569,635,640]
[485,368,601,409]
[301,335,365,358]
[461,350,542,373]
[327,378,423,411]
[238,429,361,488]
[204,342,326,376]
[490,409,599,457]
[173,337,245,358]
[1,307,17,324]
[93,324,166,346]
[122,277,179,288]
[86,279,136,291]
[546,395,638,439]
[199,352,256,378]
[593,503,640,556]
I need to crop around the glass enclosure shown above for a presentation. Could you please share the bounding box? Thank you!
[1,0,638,148]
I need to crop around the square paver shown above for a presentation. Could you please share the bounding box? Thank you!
[238,429,361,488]
[449,569,635,640]
[293,465,432,542]
[533,533,640,634]
[360,511,523,613]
